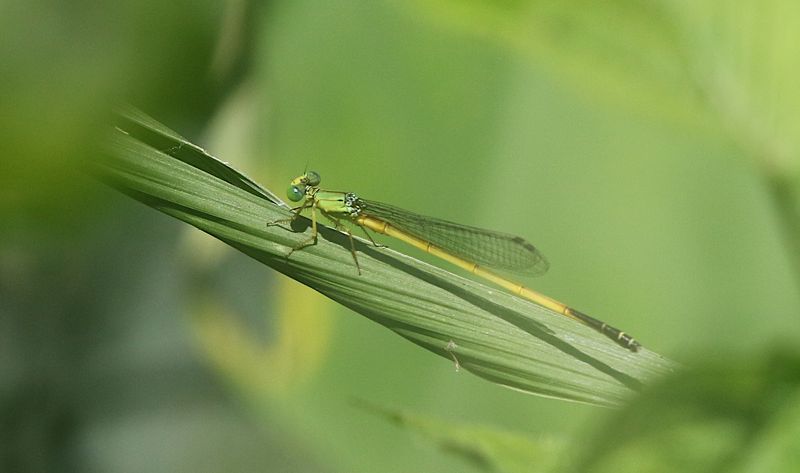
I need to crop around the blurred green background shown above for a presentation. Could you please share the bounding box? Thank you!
[3,1,800,472]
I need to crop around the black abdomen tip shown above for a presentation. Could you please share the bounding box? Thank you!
[619,333,641,352]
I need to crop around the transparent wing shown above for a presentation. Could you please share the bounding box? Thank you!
[360,199,549,276]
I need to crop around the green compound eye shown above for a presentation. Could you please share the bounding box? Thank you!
[287,185,305,202]
[305,171,321,186]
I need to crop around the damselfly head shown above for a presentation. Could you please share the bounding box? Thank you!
[287,171,322,202]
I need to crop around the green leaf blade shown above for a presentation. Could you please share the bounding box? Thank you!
[98,108,676,406]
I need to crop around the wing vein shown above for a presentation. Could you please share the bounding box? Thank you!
[360,199,549,276]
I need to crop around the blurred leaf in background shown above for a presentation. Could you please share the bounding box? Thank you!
[572,349,800,473]
[0,1,328,472]
[356,350,800,473]
[3,0,800,472]
[355,399,564,473]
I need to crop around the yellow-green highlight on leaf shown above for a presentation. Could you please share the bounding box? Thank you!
[189,276,333,398]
